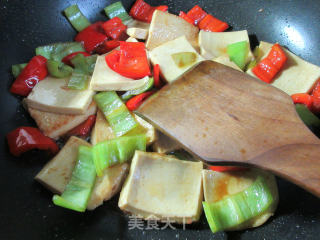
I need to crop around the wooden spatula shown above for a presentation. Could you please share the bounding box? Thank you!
[136,60,320,198]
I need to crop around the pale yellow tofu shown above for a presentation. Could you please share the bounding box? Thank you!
[91,110,156,146]
[35,136,91,194]
[127,28,148,40]
[26,77,95,115]
[126,20,150,30]
[150,36,204,83]
[199,30,254,63]
[247,41,320,95]
[28,101,97,139]
[202,168,279,230]
[152,131,181,154]
[146,10,199,50]
[87,163,129,210]
[212,56,242,71]
[119,151,203,224]
[90,55,149,91]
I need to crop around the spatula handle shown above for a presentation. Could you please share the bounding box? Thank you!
[249,144,320,197]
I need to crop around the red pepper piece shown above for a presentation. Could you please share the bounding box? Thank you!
[198,14,229,32]
[252,43,287,84]
[126,90,156,111]
[75,22,108,53]
[153,64,164,88]
[209,166,248,172]
[10,56,48,97]
[62,51,90,66]
[102,17,128,41]
[311,80,320,99]
[129,0,168,23]
[186,5,208,25]
[179,11,195,25]
[105,50,121,71]
[67,115,96,137]
[6,127,59,157]
[291,93,313,109]
[311,96,320,113]
[95,40,120,55]
[105,42,150,79]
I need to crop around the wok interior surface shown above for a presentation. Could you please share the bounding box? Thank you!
[0,0,320,239]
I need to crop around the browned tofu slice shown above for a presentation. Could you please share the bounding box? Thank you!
[119,151,203,224]
[146,10,199,50]
[91,110,156,146]
[87,163,129,210]
[28,101,97,139]
[152,131,181,153]
[35,136,91,194]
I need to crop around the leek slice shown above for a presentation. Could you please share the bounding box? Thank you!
[171,52,197,68]
[104,1,132,24]
[64,5,91,32]
[94,91,138,137]
[92,134,146,176]
[52,146,96,212]
[11,63,27,78]
[121,77,154,100]
[203,176,274,233]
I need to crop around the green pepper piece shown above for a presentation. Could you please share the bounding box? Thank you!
[92,135,146,176]
[227,41,249,70]
[11,63,27,78]
[52,146,96,212]
[295,104,320,133]
[67,70,90,90]
[64,5,91,32]
[36,42,85,61]
[121,77,154,100]
[171,52,197,68]
[94,91,138,137]
[71,54,97,75]
[104,1,132,24]
[47,60,73,78]
[203,176,274,233]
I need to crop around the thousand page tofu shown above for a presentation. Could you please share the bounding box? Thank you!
[90,54,149,91]
[119,151,203,224]
[247,41,320,95]
[150,36,204,83]
[199,30,254,62]
[26,76,95,114]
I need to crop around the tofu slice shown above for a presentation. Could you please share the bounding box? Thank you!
[28,101,97,139]
[198,30,254,63]
[91,110,156,146]
[90,55,150,91]
[152,131,181,154]
[35,136,91,194]
[127,27,148,40]
[213,56,242,71]
[87,163,129,210]
[150,36,204,83]
[146,10,199,50]
[119,151,203,223]
[35,136,129,210]
[247,41,320,95]
[126,20,150,30]
[202,168,279,230]
[26,76,95,115]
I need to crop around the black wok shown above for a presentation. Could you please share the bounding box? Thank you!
[0,0,320,239]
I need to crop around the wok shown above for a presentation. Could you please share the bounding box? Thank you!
[0,0,320,239]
